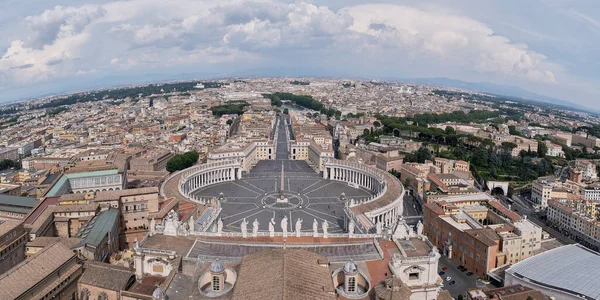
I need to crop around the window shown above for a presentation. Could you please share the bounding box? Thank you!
[212,276,220,291]
[348,277,356,292]
[409,272,419,280]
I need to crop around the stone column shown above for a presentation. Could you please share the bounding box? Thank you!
[134,252,144,280]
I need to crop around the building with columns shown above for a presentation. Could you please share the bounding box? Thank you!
[207,140,275,171]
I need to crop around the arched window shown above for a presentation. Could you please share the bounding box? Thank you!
[348,277,356,293]
[98,292,108,300]
[212,276,220,291]
[79,288,90,300]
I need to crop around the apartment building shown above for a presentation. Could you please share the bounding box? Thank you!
[434,157,470,173]
[547,198,600,250]
[423,193,539,277]
[531,176,573,207]
[130,150,173,172]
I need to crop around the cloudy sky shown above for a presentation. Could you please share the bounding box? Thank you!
[0,0,598,108]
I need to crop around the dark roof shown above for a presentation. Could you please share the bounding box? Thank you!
[75,208,119,247]
[41,173,60,185]
[78,261,135,291]
[0,194,39,210]
[24,196,59,225]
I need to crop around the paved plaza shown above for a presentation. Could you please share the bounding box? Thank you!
[191,160,373,233]
[192,114,374,233]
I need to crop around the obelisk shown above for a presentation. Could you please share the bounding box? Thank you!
[277,163,288,203]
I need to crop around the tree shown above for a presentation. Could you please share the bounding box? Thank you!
[283,108,289,114]
[445,126,456,135]
[537,141,548,158]
[166,151,199,172]
[457,295,464,300]
[415,147,433,163]
[373,121,381,128]
[226,119,233,126]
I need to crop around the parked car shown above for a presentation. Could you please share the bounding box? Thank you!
[449,280,456,286]
[446,276,452,282]
[457,265,467,271]
[442,266,448,270]
[466,272,473,276]
[439,271,445,276]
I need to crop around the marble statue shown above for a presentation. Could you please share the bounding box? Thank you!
[348,220,355,236]
[155,222,164,234]
[281,216,288,238]
[177,221,189,236]
[295,218,303,238]
[313,219,319,237]
[163,210,179,236]
[241,218,248,238]
[322,220,329,239]
[252,218,259,237]
[416,220,424,237]
[150,218,156,235]
[430,246,438,257]
[269,217,275,237]
[376,222,383,235]
[217,218,223,235]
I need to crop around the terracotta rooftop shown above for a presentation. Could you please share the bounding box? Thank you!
[465,228,500,247]
[0,219,22,237]
[231,248,335,300]
[0,242,78,299]
[53,203,99,213]
[26,236,82,249]
[78,261,135,291]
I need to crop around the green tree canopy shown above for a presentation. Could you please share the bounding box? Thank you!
[166,151,199,173]
[445,126,456,135]
[537,141,548,157]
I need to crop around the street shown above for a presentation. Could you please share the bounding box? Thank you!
[438,255,486,298]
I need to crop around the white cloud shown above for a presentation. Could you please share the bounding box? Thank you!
[342,4,557,83]
[0,0,559,85]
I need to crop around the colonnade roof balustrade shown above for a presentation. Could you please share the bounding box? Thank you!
[324,159,404,215]
[160,159,242,202]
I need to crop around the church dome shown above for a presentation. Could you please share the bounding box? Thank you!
[210,259,225,273]
[152,287,166,300]
[343,260,358,274]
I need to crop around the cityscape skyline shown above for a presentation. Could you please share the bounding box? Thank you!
[1,0,599,107]
[2,2,600,299]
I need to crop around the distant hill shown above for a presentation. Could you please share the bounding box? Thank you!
[405,77,596,113]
